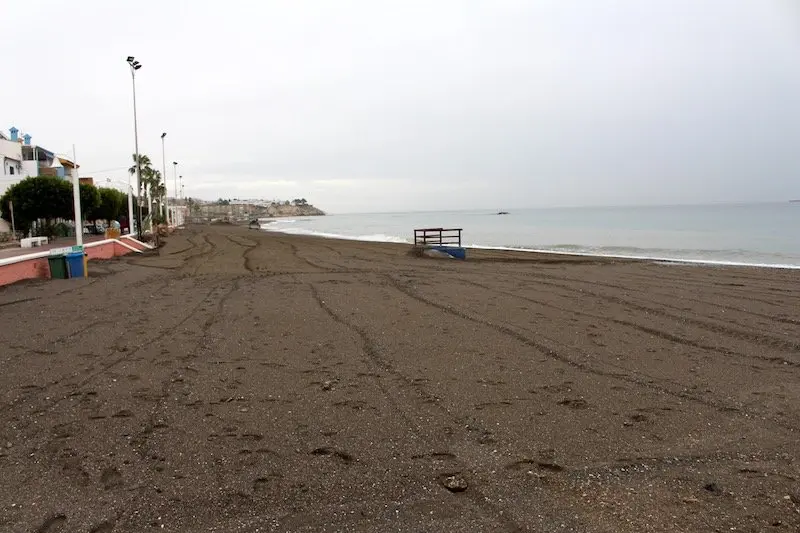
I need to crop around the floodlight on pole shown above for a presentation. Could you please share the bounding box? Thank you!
[127,55,144,238]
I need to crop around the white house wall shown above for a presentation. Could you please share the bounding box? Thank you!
[0,139,22,164]
[0,140,23,191]
[21,161,38,177]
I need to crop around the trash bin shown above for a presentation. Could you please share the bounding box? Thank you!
[65,251,85,278]
[48,255,68,280]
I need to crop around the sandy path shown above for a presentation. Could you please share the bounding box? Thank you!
[0,224,797,532]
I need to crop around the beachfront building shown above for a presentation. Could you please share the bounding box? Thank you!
[0,129,24,232]
[0,128,24,193]
[1,126,77,232]
[1,127,67,186]
[24,146,78,181]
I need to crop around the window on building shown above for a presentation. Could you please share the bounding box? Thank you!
[9,166,14,175]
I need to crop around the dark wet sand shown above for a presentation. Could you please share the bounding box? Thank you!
[1,224,798,532]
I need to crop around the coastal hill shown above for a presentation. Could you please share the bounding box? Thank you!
[264,202,325,217]
[187,199,325,223]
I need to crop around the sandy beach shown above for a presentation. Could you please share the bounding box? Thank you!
[0,223,798,532]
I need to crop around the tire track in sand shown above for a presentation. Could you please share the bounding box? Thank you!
[8,281,228,418]
[308,282,525,533]
[497,269,800,328]
[452,276,800,368]
[383,274,800,432]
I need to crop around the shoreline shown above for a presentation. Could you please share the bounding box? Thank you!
[258,225,800,270]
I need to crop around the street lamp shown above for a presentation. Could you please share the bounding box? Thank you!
[179,175,183,199]
[171,161,178,226]
[172,161,178,214]
[161,132,169,226]
[127,56,143,238]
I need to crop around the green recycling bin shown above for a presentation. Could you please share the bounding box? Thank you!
[48,255,68,279]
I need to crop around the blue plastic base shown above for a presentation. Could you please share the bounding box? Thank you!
[432,246,467,260]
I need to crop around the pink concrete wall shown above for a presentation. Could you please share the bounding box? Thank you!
[114,242,132,256]
[85,241,137,260]
[0,257,50,286]
[119,237,148,251]
[85,242,115,260]
[0,240,139,287]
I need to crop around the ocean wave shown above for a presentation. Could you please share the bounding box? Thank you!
[469,244,800,269]
[260,225,411,244]
[260,218,297,224]
[353,233,411,244]
[533,244,758,257]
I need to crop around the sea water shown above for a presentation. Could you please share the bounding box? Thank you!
[260,203,800,269]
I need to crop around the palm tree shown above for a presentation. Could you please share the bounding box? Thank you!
[127,154,154,235]
[142,169,169,223]
[142,168,157,223]
[129,153,155,201]
[141,168,156,194]
[128,154,153,182]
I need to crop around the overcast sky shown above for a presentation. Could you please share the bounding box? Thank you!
[3,1,799,212]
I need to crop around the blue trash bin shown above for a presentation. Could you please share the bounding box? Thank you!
[65,251,85,278]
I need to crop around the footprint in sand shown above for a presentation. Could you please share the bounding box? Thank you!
[100,467,123,490]
[253,473,282,494]
[35,514,66,533]
[505,459,565,473]
[557,397,589,409]
[411,452,457,463]
[89,519,116,533]
[310,446,354,463]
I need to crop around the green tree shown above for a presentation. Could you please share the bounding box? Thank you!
[0,176,72,235]
[95,187,127,222]
[79,183,101,222]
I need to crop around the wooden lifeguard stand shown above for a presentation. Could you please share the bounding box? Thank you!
[412,228,466,259]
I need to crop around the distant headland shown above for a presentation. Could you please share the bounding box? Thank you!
[186,198,325,223]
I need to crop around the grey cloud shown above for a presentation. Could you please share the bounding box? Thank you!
[2,0,799,212]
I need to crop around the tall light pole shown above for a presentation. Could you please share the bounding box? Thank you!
[172,161,178,210]
[127,56,143,238]
[71,145,83,246]
[161,132,168,226]
[179,175,183,199]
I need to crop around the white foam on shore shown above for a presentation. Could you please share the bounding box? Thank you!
[261,225,411,244]
[261,225,800,270]
[468,244,800,269]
